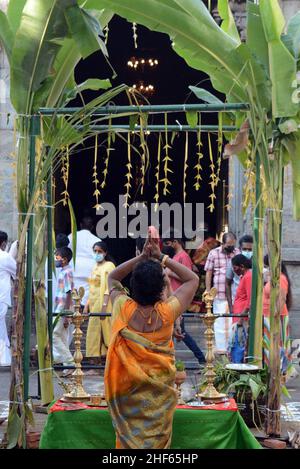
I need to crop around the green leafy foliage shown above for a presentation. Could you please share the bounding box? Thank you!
[189,86,223,105]
[175,360,186,371]
[185,110,198,128]
[0,10,13,59]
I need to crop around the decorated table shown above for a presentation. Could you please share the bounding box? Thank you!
[39,398,261,449]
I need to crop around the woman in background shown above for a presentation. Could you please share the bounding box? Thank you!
[84,241,115,372]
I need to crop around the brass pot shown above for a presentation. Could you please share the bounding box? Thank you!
[26,431,40,449]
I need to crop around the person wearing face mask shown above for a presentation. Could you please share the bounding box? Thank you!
[226,235,253,314]
[205,232,239,353]
[68,215,101,307]
[0,231,16,366]
[84,241,115,372]
[52,246,75,376]
[228,255,252,363]
[164,236,206,366]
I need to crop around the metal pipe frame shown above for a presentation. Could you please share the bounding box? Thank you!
[39,103,249,116]
[74,124,238,132]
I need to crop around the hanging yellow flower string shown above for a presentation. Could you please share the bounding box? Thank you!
[194,115,203,191]
[92,134,101,210]
[139,115,147,195]
[161,113,173,196]
[226,157,235,212]
[215,112,223,188]
[124,132,133,207]
[154,133,162,210]
[61,145,70,206]
[183,131,189,204]
[207,133,216,212]
[242,154,255,215]
[101,119,113,192]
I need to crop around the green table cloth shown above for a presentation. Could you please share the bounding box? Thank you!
[39,400,261,449]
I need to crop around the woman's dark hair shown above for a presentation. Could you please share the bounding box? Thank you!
[239,234,253,247]
[93,241,115,264]
[263,255,292,309]
[56,233,69,248]
[0,231,8,245]
[231,254,252,269]
[130,260,165,306]
[222,231,236,244]
[56,246,73,263]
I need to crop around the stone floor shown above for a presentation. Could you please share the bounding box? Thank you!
[1,316,300,447]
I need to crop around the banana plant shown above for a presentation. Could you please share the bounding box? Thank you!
[97,0,300,436]
[0,0,120,447]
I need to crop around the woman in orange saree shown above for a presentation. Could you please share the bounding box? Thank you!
[105,234,199,449]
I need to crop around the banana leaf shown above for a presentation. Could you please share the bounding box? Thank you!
[62,78,112,105]
[9,0,110,113]
[64,5,107,59]
[259,0,298,118]
[0,10,13,59]
[217,0,241,43]
[189,86,223,105]
[246,2,269,74]
[45,9,113,107]
[10,0,76,113]
[281,137,300,220]
[6,0,26,34]
[286,11,300,59]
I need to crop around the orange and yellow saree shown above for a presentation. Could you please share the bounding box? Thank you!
[104,294,181,449]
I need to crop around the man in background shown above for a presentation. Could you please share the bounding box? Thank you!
[226,234,253,314]
[205,232,239,354]
[0,231,16,366]
[165,236,206,365]
[52,246,75,377]
[68,215,101,306]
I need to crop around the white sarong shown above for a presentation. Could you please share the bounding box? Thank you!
[0,303,11,366]
[52,318,74,366]
[213,298,232,353]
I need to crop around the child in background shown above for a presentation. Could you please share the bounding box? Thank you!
[52,246,75,377]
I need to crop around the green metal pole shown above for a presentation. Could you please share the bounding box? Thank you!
[39,103,249,115]
[23,115,40,401]
[47,161,53,356]
[74,125,238,132]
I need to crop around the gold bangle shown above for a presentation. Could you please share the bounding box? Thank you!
[161,254,169,268]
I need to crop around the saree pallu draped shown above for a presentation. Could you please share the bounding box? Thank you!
[105,296,179,449]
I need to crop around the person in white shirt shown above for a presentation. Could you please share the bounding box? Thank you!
[68,216,101,306]
[0,231,17,366]
[45,233,70,305]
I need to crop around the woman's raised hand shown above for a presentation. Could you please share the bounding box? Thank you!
[148,237,161,259]
[141,237,152,258]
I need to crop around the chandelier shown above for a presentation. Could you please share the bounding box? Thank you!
[127,57,159,70]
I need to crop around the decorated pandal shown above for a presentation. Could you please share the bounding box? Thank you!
[63,286,228,406]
